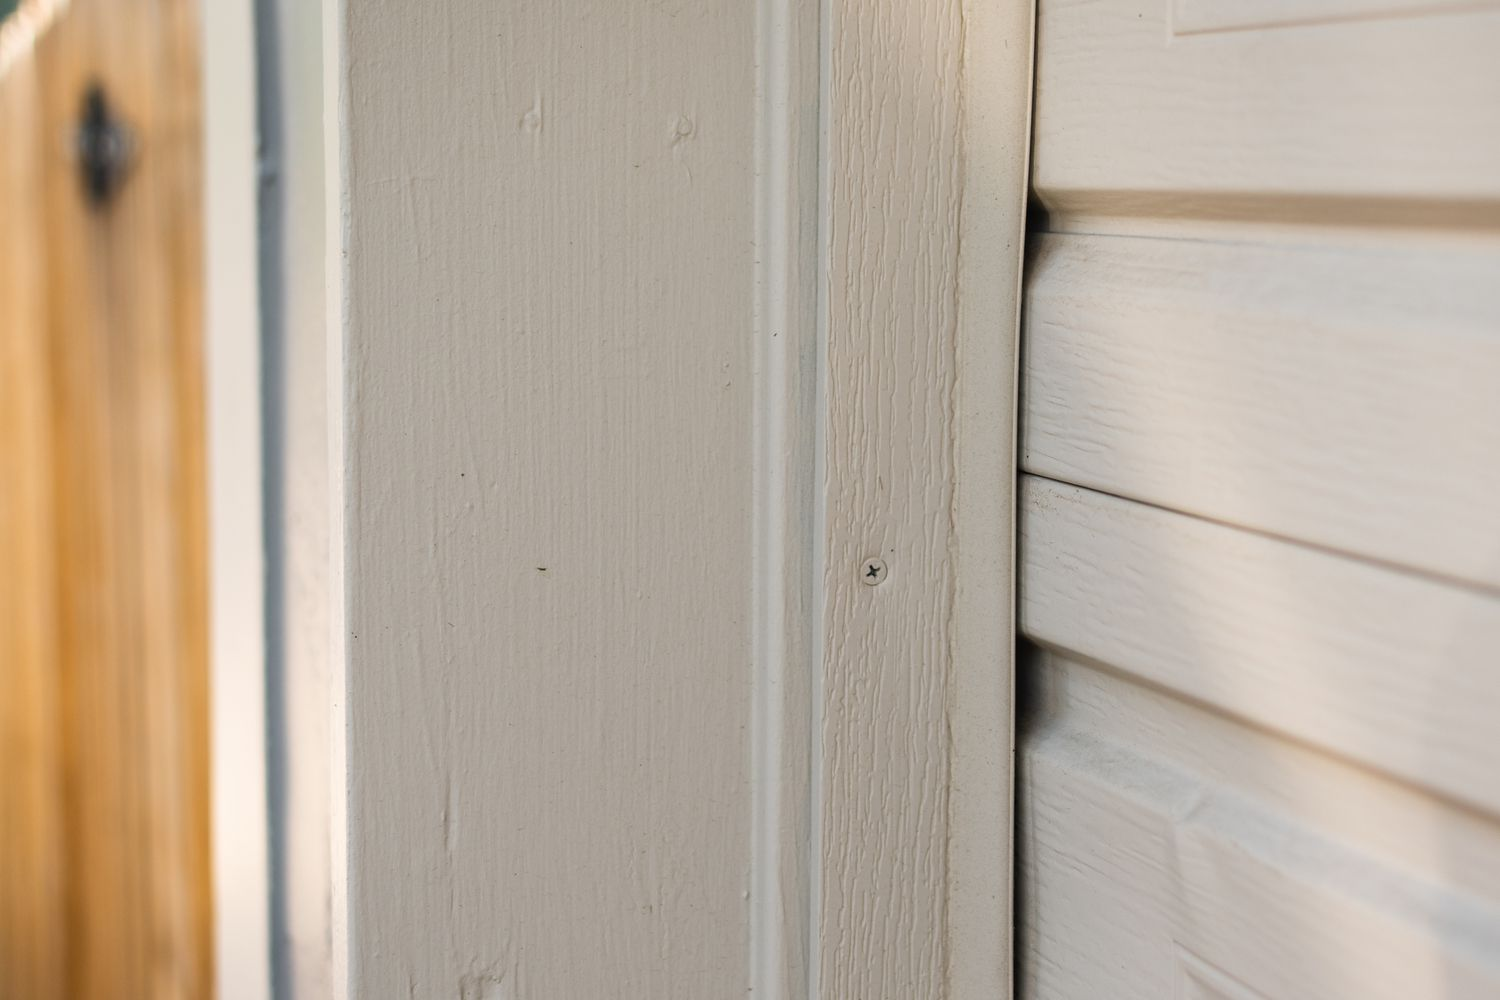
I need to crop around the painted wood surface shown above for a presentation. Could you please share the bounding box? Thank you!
[0,1,211,997]
[1022,233,1500,592]
[330,3,763,996]
[947,0,1035,995]
[817,0,963,996]
[750,0,820,995]
[1031,0,1500,228]
[1018,650,1500,1000]
[1018,0,1500,994]
[328,0,1030,995]
[1021,476,1500,816]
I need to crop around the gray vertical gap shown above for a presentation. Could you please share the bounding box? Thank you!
[251,1,289,996]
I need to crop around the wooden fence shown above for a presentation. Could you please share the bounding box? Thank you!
[0,1,211,997]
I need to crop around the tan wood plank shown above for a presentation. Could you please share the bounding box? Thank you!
[1,0,210,995]
[0,40,67,1000]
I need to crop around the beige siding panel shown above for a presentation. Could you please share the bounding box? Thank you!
[1020,0,1500,994]
[1019,476,1500,816]
[1018,650,1500,1000]
[1021,231,1500,591]
[1031,0,1500,226]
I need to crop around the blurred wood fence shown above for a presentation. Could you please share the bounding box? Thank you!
[0,1,211,997]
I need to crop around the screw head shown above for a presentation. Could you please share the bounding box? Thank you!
[860,558,887,586]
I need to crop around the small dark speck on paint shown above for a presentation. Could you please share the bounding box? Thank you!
[536,567,548,573]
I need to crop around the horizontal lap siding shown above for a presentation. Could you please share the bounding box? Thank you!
[1018,0,1500,995]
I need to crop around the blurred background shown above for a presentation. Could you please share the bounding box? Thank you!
[1,1,210,998]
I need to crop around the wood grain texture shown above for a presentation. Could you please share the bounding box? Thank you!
[1018,0,1500,993]
[818,0,964,995]
[331,3,760,996]
[1021,231,1500,592]
[0,43,65,1000]
[1031,0,1500,227]
[0,0,211,997]
[1020,476,1500,816]
[1019,649,1500,999]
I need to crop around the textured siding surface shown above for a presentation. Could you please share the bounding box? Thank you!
[1017,0,1500,995]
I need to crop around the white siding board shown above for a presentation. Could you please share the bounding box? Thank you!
[1031,0,1500,225]
[1017,0,1500,994]
[1019,651,1500,1000]
[1020,476,1500,817]
[1021,231,1500,591]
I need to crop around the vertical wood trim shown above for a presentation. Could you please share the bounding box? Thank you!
[948,0,1033,995]
[817,0,972,995]
[202,0,272,994]
[751,0,821,996]
[818,0,1031,995]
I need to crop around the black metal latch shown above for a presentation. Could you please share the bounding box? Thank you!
[76,83,134,207]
